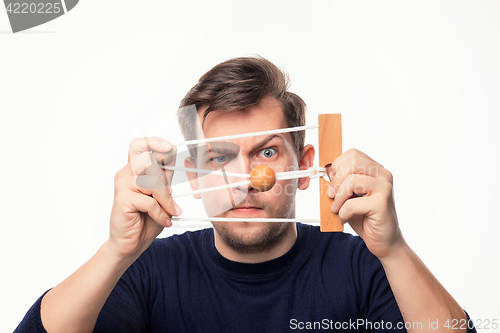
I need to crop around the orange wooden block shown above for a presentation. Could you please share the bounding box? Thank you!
[318,114,343,232]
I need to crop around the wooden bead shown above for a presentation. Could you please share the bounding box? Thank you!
[250,165,276,192]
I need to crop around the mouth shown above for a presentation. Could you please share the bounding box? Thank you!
[228,205,265,217]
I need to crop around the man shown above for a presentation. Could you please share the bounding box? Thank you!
[16,56,475,332]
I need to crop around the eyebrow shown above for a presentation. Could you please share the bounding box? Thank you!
[252,134,283,150]
[202,147,238,158]
[201,134,284,158]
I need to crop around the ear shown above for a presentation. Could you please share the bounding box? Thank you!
[185,157,201,199]
[297,144,315,190]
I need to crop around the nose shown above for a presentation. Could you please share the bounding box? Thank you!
[227,157,256,194]
[234,181,254,194]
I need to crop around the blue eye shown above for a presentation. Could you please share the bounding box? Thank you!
[259,148,276,159]
[213,155,227,163]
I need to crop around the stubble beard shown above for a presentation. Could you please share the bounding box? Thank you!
[212,195,296,255]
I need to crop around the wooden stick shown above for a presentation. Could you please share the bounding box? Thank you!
[318,114,343,232]
[171,217,321,223]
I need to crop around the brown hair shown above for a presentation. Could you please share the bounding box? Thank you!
[177,56,306,159]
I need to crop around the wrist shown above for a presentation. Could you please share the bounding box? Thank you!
[377,237,412,268]
[100,240,138,270]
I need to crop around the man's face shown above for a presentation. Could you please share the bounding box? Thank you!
[187,97,301,253]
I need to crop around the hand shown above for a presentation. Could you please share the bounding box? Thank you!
[327,149,403,259]
[107,137,181,261]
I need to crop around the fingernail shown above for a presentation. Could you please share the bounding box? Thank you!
[166,218,172,226]
[161,140,172,150]
[174,203,182,216]
[331,201,337,213]
[327,185,335,198]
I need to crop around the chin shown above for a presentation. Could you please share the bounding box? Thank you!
[212,220,267,235]
[212,220,290,254]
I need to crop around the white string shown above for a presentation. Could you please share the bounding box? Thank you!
[162,165,325,180]
[171,124,318,146]
[162,165,249,178]
[276,166,325,180]
[167,166,326,198]
[172,180,250,198]
[171,217,321,223]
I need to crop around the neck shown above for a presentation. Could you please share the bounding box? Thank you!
[213,223,298,263]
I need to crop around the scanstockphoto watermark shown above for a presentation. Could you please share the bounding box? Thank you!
[290,318,489,330]
[289,318,423,331]
[3,0,79,33]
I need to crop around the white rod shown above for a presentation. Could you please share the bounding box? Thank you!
[171,217,321,223]
[162,165,249,178]
[276,167,325,181]
[171,124,318,146]
[172,180,251,198]
[167,166,326,198]
[162,165,325,181]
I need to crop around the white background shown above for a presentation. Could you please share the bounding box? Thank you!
[1,1,499,331]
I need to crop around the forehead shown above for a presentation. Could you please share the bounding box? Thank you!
[197,97,287,139]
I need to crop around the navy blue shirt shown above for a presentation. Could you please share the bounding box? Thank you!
[17,224,410,332]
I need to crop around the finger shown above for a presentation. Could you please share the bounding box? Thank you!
[128,152,182,218]
[158,147,177,189]
[128,137,173,162]
[337,195,374,234]
[129,140,178,187]
[130,152,165,179]
[330,149,384,181]
[331,174,381,213]
[128,172,180,219]
[152,150,176,166]
[324,148,368,178]
[114,167,180,223]
[328,149,392,198]
[128,192,173,228]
